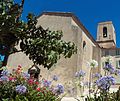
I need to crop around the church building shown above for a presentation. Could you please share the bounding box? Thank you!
[6,12,120,87]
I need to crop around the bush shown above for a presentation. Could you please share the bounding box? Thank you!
[0,66,64,101]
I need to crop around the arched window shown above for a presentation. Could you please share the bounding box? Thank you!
[83,41,86,49]
[103,27,107,38]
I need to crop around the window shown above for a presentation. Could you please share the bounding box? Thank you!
[105,50,109,56]
[116,50,120,55]
[103,27,107,38]
[116,60,120,69]
[83,41,86,49]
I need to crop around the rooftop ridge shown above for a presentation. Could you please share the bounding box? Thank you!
[37,11,100,48]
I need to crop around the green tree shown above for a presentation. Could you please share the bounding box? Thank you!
[0,0,77,69]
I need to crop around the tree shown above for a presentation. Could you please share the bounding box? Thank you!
[0,0,77,69]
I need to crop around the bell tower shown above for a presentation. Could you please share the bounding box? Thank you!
[96,21,116,48]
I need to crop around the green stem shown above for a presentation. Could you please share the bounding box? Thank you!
[89,68,92,96]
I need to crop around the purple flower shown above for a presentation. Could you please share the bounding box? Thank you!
[75,70,85,77]
[16,85,27,94]
[92,73,102,78]
[1,70,9,76]
[22,72,30,79]
[52,75,58,81]
[43,80,51,87]
[103,63,115,74]
[0,76,9,81]
[96,76,115,91]
[54,84,64,95]
[115,69,120,76]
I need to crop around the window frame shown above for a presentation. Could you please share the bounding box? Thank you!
[103,27,107,38]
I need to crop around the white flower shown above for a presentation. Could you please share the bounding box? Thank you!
[88,60,98,68]
[106,56,112,63]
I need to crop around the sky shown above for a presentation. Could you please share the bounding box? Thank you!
[15,0,120,47]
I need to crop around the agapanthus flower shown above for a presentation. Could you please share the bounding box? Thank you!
[92,73,102,78]
[53,84,64,95]
[52,75,58,81]
[1,70,9,76]
[22,72,30,79]
[16,85,27,94]
[103,63,115,74]
[114,69,120,76]
[75,70,85,78]
[42,80,51,87]
[96,75,115,90]
[0,75,9,81]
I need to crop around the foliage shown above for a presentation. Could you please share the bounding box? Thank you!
[0,0,77,69]
[19,14,77,69]
[0,66,64,101]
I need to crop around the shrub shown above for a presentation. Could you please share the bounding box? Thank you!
[0,66,64,101]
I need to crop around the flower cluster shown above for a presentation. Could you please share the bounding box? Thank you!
[96,75,115,90]
[52,75,58,81]
[75,70,85,78]
[53,84,64,95]
[16,85,27,94]
[42,80,51,87]
[103,63,120,76]
[92,73,102,78]
[88,60,98,68]
[105,56,112,63]
[103,63,115,74]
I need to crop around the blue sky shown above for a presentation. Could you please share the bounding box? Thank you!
[16,0,120,47]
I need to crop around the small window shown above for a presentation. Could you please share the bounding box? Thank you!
[105,50,109,56]
[116,60,120,69]
[83,41,86,49]
[116,50,120,55]
[103,27,107,38]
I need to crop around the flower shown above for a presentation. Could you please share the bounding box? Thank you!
[92,73,102,78]
[54,84,64,95]
[114,69,120,76]
[36,87,41,91]
[28,79,34,85]
[103,63,115,74]
[1,70,9,76]
[42,80,51,87]
[88,60,98,68]
[22,72,30,79]
[9,77,15,82]
[16,85,27,94]
[35,81,39,85]
[52,75,58,81]
[95,75,115,90]
[0,75,9,81]
[75,70,85,78]
[105,56,112,63]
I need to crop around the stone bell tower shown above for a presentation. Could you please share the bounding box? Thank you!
[96,21,116,48]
